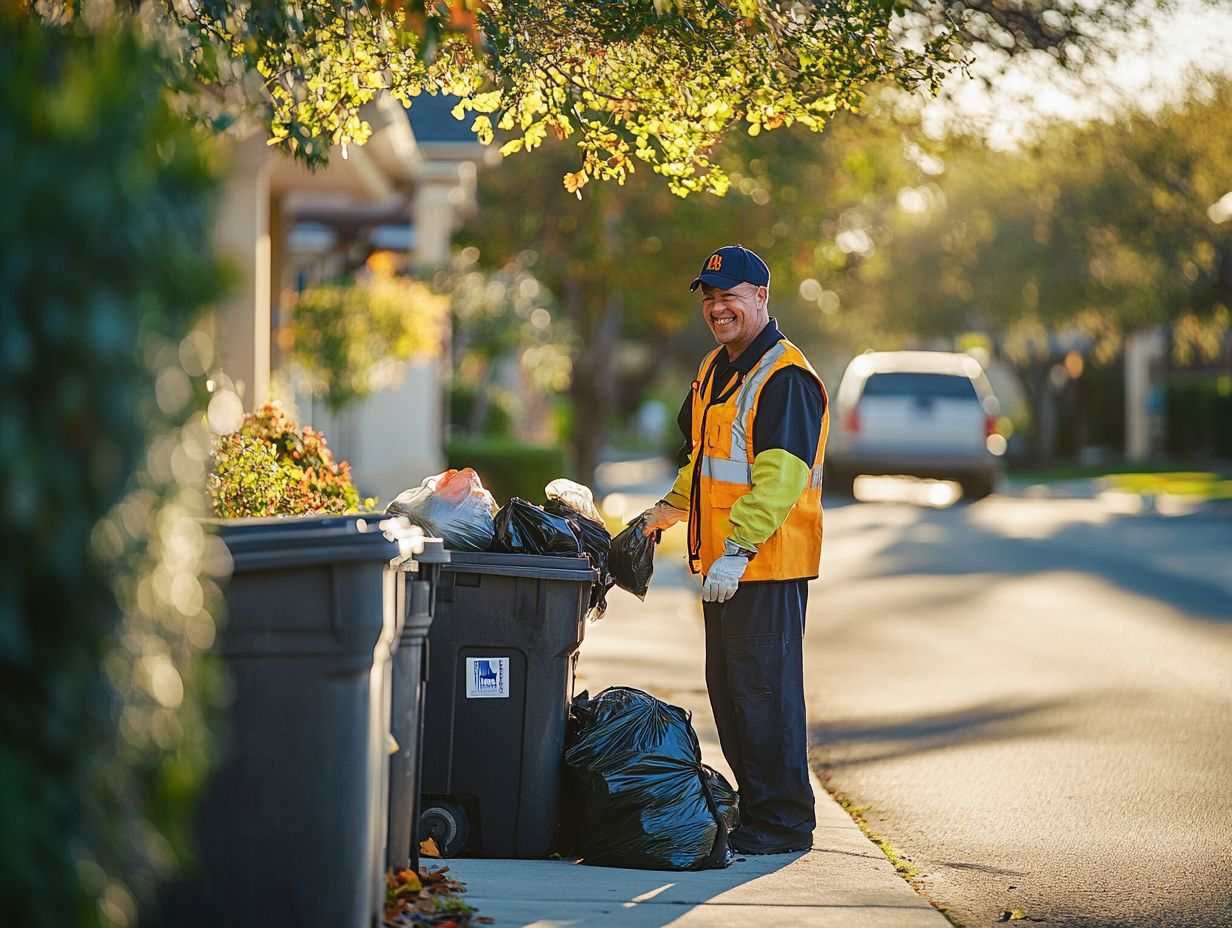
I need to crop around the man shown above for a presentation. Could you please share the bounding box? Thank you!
[638,244,829,856]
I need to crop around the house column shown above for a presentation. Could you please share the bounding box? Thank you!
[1125,329,1165,461]
[411,167,469,269]
[211,136,273,408]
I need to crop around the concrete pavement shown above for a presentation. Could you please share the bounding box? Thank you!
[442,558,950,927]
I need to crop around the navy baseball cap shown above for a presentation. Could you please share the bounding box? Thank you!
[689,244,771,291]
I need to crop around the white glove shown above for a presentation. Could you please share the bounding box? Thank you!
[639,500,686,536]
[702,554,749,603]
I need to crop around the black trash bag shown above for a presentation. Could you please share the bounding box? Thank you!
[386,468,496,551]
[544,499,613,620]
[563,686,739,871]
[491,497,584,556]
[608,515,657,599]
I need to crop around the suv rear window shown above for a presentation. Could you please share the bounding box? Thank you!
[860,372,978,399]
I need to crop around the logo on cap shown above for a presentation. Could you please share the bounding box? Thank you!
[690,243,771,292]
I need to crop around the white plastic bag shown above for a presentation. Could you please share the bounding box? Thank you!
[386,468,497,551]
[545,478,604,524]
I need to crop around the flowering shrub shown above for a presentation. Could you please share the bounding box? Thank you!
[210,404,371,517]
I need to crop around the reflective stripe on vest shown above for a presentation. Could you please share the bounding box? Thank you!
[698,340,787,487]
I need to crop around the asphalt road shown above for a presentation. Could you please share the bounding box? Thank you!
[806,490,1232,928]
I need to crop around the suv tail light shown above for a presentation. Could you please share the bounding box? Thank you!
[845,406,861,434]
[984,414,998,437]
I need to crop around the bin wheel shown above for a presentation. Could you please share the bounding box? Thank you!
[420,801,469,858]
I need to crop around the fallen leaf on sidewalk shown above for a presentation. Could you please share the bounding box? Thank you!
[384,865,488,927]
[996,910,1028,922]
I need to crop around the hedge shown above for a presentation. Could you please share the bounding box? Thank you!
[0,18,224,928]
[444,439,571,506]
[1165,378,1232,459]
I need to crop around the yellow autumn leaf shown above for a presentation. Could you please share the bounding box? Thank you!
[563,171,589,195]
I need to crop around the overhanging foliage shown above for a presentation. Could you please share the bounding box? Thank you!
[144,0,1159,195]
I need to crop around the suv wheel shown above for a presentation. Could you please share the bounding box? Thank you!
[824,462,855,498]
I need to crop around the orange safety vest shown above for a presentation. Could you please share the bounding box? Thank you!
[686,338,830,581]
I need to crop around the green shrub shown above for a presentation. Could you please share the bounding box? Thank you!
[448,385,516,440]
[0,17,225,928]
[1164,377,1232,459]
[210,403,371,517]
[444,440,571,506]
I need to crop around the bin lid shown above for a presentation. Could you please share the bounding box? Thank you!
[210,514,400,571]
[443,550,597,583]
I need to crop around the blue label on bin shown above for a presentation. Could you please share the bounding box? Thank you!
[466,657,509,699]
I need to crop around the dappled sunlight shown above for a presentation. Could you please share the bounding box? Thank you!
[600,492,653,526]
[596,458,672,491]
[964,496,1116,540]
[812,696,1070,772]
[623,883,676,908]
[823,495,1232,621]
[852,475,963,508]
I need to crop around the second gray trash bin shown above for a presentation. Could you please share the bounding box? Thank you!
[387,535,449,873]
[419,551,596,858]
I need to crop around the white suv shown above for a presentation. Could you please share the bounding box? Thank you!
[826,350,1004,500]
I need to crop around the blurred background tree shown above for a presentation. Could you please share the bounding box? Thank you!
[456,24,1231,478]
[287,252,449,413]
[429,250,576,499]
[0,12,226,928]
[824,75,1232,459]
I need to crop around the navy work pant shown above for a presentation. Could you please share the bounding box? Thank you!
[702,579,815,844]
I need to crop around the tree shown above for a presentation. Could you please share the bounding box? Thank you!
[820,77,1232,456]
[157,0,953,195]
[434,251,573,441]
[63,0,1165,197]
[287,255,449,413]
[456,138,765,480]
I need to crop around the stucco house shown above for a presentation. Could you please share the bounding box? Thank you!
[207,94,487,502]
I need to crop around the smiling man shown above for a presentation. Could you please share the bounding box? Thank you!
[637,244,830,856]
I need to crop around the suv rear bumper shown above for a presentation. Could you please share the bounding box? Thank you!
[829,451,1001,482]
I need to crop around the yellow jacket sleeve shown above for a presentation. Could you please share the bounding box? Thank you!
[663,455,693,511]
[728,448,810,549]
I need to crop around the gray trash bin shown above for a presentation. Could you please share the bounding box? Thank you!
[153,514,399,928]
[419,551,596,859]
[387,536,449,873]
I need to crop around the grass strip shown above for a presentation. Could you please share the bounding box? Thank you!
[822,777,964,928]
[1104,472,1232,500]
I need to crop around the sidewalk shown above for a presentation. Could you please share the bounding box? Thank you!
[441,558,950,927]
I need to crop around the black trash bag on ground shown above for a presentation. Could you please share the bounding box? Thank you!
[563,686,739,871]
[608,515,657,599]
[491,497,584,556]
[386,468,496,551]
[543,499,612,620]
